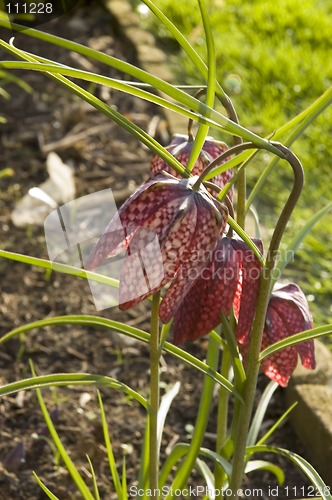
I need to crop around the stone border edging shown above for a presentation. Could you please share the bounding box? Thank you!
[286,339,332,488]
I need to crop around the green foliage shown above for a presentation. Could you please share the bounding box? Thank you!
[1,1,332,496]
[133,0,332,326]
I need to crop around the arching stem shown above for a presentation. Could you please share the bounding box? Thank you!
[228,143,304,499]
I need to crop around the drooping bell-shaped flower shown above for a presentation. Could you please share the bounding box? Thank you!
[259,283,316,387]
[162,236,263,345]
[86,172,227,310]
[150,134,233,199]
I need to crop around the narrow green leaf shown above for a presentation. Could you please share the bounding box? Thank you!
[195,447,232,479]
[0,58,222,143]
[140,0,230,105]
[247,381,279,446]
[122,458,129,500]
[227,217,265,264]
[137,414,150,495]
[274,86,332,140]
[159,443,232,490]
[256,402,298,447]
[220,314,246,388]
[0,40,187,176]
[158,444,188,488]
[97,391,123,499]
[0,315,238,397]
[246,88,332,210]
[0,20,283,151]
[32,472,60,500]
[86,455,101,500]
[247,445,332,500]
[165,337,222,498]
[195,458,215,499]
[0,249,119,288]
[245,460,284,485]
[157,382,181,454]
[32,368,95,500]
[0,373,148,409]
[186,0,216,172]
[259,325,332,361]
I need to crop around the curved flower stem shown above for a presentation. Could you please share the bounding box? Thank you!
[228,143,304,499]
[149,291,161,498]
[192,142,286,192]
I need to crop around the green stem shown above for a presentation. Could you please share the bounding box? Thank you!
[192,142,285,191]
[228,143,304,498]
[165,335,220,498]
[214,345,231,498]
[149,292,161,498]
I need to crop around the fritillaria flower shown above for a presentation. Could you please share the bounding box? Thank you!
[86,172,227,310]
[150,134,233,199]
[163,236,263,345]
[259,283,316,387]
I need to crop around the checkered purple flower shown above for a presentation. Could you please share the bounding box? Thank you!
[150,134,233,199]
[86,172,227,310]
[259,283,316,387]
[164,237,263,345]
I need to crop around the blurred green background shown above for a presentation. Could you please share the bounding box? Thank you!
[131,0,332,328]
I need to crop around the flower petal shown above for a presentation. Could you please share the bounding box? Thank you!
[119,197,197,310]
[150,135,233,197]
[159,197,227,323]
[170,237,241,344]
[260,306,298,387]
[270,284,315,370]
[86,173,189,269]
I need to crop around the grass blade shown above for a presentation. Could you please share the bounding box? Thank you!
[157,382,180,454]
[195,458,215,499]
[256,402,298,446]
[97,391,122,498]
[32,472,60,500]
[31,366,96,500]
[247,381,279,446]
[140,0,229,104]
[86,455,101,500]
[122,458,129,500]
[186,0,216,172]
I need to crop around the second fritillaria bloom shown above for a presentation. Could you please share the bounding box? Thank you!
[86,172,227,310]
[150,134,234,199]
[163,236,263,345]
[260,283,316,387]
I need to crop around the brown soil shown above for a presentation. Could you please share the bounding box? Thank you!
[0,2,312,499]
